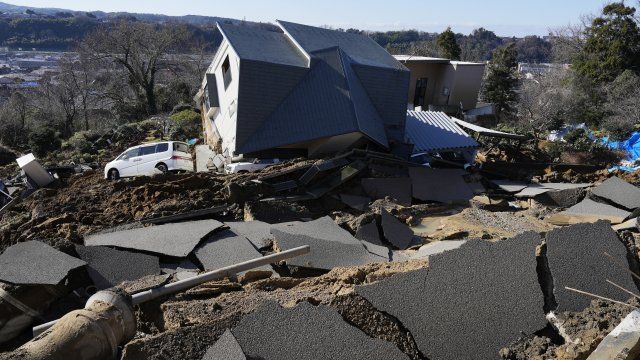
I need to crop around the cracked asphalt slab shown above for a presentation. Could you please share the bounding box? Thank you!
[591,176,640,210]
[0,241,86,285]
[545,221,639,313]
[213,301,407,360]
[84,219,224,257]
[357,232,546,360]
[76,245,160,289]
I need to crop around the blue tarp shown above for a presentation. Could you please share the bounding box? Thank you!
[601,131,640,172]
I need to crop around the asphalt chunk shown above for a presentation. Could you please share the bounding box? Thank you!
[381,209,413,250]
[591,176,640,210]
[272,229,386,270]
[225,221,273,249]
[409,167,474,203]
[361,177,412,206]
[217,301,406,360]
[548,198,631,225]
[76,245,160,289]
[0,241,86,285]
[84,219,224,257]
[194,230,274,275]
[355,221,383,246]
[545,221,638,312]
[357,232,546,360]
[339,194,371,211]
[202,329,246,360]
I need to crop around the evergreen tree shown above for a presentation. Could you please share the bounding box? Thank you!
[573,2,640,83]
[437,27,461,60]
[481,43,519,117]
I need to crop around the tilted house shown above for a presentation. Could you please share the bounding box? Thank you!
[198,21,410,159]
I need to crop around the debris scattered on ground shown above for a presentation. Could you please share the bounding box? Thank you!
[409,167,474,203]
[548,198,631,225]
[591,176,640,211]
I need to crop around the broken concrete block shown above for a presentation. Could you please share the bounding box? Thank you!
[214,301,406,360]
[84,219,224,258]
[411,240,468,259]
[545,221,638,313]
[225,220,273,249]
[361,177,412,206]
[76,245,160,290]
[592,177,640,210]
[381,209,414,250]
[194,230,274,278]
[357,233,546,360]
[0,241,86,285]
[612,218,639,232]
[547,198,631,225]
[491,180,528,193]
[409,167,474,203]
[16,153,54,187]
[339,194,371,211]
[202,329,246,360]
[534,187,586,208]
[587,309,640,360]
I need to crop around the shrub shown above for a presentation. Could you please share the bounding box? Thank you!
[64,131,98,154]
[169,109,201,140]
[28,126,61,157]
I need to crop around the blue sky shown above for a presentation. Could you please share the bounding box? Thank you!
[8,0,610,36]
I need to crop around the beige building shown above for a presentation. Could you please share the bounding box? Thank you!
[394,56,485,113]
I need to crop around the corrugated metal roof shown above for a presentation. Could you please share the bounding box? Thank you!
[451,117,528,140]
[219,23,308,68]
[405,111,479,153]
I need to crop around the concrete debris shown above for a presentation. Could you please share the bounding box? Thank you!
[514,183,590,198]
[141,206,227,225]
[534,186,586,208]
[161,260,199,275]
[411,240,468,259]
[591,176,640,210]
[547,198,631,225]
[355,221,383,246]
[75,245,160,290]
[339,194,371,211]
[193,230,275,279]
[225,220,273,249]
[202,329,246,360]
[381,209,414,249]
[409,167,474,203]
[0,241,86,285]
[612,217,639,231]
[206,301,407,360]
[84,219,224,258]
[361,177,412,206]
[587,309,640,360]
[357,233,546,360]
[545,221,638,313]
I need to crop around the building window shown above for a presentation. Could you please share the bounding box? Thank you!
[222,56,232,89]
[413,77,428,108]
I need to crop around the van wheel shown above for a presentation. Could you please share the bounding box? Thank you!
[156,163,169,173]
[107,169,120,181]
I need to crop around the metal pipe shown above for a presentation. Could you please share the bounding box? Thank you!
[33,245,310,336]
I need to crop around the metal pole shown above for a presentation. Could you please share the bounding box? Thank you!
[33,245,310,336]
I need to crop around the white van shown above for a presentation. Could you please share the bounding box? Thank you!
[104,141,194,180]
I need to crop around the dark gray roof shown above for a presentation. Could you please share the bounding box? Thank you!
[405,111,479,153]
[214,21,409,156]
[237,47,389,154]
[278,20,407,71]
[218,23,307,68]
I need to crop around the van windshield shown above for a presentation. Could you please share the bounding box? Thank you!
[173,143,189,153]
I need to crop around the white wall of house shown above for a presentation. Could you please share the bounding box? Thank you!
[203,38,241,157]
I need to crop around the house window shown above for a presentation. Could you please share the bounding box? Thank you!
[222,56,232,89]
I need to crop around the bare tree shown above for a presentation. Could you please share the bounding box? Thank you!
[548,16,591,63]
[81,20,190,115]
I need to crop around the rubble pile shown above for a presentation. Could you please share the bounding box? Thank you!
[2,150,640,359]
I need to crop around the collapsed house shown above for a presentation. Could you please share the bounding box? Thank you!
[197,21,410,161]
[394,55,485,114]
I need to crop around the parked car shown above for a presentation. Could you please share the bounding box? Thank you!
[104,141,194,180]
[225,158,280,174]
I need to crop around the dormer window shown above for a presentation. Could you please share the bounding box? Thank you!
[222,56,232,89]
